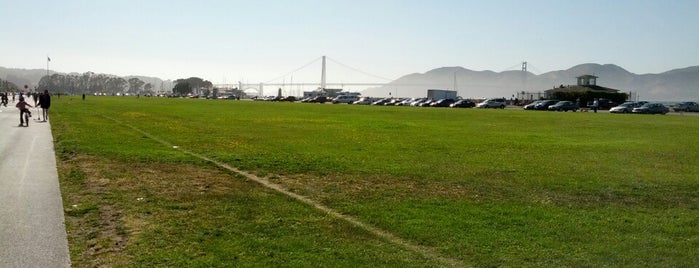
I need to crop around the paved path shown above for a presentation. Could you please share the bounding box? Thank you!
[0,104,70,267]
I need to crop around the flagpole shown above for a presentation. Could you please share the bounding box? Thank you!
[46,55,50,92]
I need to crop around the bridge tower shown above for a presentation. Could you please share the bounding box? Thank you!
[521,61,528,96]
[320,55,327,90]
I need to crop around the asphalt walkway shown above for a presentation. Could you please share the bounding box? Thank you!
[0,103,70,267]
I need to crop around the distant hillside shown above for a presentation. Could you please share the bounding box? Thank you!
[0,67,48,89]
[362,64,699,101]
[0,67,174,92]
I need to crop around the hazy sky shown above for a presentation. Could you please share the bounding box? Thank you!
[2,0,698,86]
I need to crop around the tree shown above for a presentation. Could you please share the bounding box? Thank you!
[128,78,145,94]
[174,77,212,95]
[80,72,93,94]
[143,83,154,95]
[173,82,192,96]
[105,77,127,95]
[1,79,19,91]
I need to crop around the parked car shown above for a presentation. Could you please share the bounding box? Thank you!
[430,98,456,107]
[673,101,699,112]
[396,98,417,106]
[352,97,374,105]
[371,98,392,105]
[450,99,476,108]
[632,103,669,114]
[523,100,543,110]
[609,102,638,113]
[548,101,578,112]
[409,98,428,106]
[384,98,404,106]
[279,96,297,102]
[418,99,435,107]
[332,95,359,104]
[586,98,616,110]
[307,96,328,103]
[476,98,506,109]
[534,100,559,110]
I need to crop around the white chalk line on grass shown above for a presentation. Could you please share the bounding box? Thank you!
[104,116,466,268]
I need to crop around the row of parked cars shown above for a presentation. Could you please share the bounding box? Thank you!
[260,95,697,115]
[344,97,477,108]
[672,101,699,112]
[523,100,579,111]
[626,101,699,114]
[522,99,685,114]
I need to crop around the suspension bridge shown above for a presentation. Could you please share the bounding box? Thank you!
[213,56,401,96]
[214,56,536,97]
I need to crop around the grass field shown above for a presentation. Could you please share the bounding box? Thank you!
[52,96,698,267]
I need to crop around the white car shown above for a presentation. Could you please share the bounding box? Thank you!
[332,95,359,104]
[476,98,506,109]
[351,97,374,105]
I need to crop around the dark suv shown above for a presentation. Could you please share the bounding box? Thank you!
[586,98,616,110]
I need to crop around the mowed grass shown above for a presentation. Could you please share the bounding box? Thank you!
[52,96,699,267]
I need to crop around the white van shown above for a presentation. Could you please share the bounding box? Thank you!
[332,95,359,104]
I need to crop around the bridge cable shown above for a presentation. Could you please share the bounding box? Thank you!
[500,62,523,72]
[264,56,322,84]
[326,57,396,82]
[526,63,542,75]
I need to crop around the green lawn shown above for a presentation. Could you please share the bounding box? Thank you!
[52,96,699,267]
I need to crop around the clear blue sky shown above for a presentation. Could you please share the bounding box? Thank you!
[2,0,698,86]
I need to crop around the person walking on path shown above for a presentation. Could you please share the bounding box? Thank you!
[37,90,51,122]
[15,97,32,127]
[1,93,8,107]
[32,92,39,107]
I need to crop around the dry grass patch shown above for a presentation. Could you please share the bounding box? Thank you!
[59,153,249,267]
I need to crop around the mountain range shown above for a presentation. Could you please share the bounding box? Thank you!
[362,64,699,101]
[2,64,697,101]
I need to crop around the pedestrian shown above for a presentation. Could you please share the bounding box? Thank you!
[32,92,38,106]
[37,90,51,122]
[592,98,599,113]
[82,93,85,101]
[15,97,32,127]
[1,93,7,107]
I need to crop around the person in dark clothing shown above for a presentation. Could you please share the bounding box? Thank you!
[16,97,32,127]
[37,90,51,122]
[32,92,38,106]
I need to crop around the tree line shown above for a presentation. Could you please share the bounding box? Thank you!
[36,72,153,95]
[29,73,244,98]
[171,77,245,98]
[0,78,20,91]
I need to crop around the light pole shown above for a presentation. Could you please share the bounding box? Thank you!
[86,71,93,99]
[46,55,50,93]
